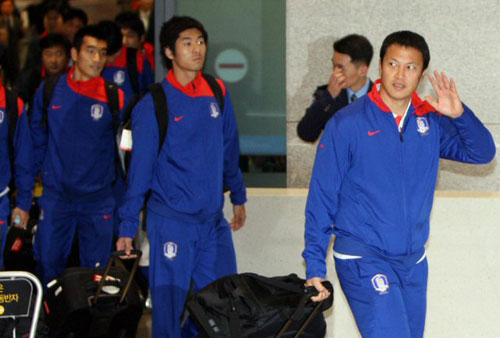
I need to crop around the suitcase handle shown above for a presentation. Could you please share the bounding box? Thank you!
[93,250,142,305]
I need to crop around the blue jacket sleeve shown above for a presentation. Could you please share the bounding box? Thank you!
[118,94,158,239]
[222,89,247,205]
[439,104,496,164]
[30,84,47,179]
[14,101,34,211]
[302,118,350,279]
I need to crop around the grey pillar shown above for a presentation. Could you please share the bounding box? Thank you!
[154,0,176,81]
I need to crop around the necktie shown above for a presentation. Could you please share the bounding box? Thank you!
[350,94,357,102]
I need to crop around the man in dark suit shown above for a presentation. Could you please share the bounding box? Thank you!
[297,34,373,142]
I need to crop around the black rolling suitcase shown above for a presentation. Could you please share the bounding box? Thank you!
[44,250,143,338]
[187,273,334,338]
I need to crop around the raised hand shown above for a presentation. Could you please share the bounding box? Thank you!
[327,68,347,98]
[425,71,464,118]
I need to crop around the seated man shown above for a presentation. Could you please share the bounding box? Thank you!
[297,34,373,142]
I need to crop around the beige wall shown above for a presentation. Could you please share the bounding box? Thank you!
[287,0,499,189]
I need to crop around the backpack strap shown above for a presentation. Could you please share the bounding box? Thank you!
[104,80,120,129]
[42,74,61,127]
[104,80,122,181]
[202,73,225,114]
[5,86,19,163]
[126,47,140,96]
[148,83,168,153]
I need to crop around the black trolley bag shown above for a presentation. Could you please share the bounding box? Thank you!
[44,250,143,338]
[187,273,334,338]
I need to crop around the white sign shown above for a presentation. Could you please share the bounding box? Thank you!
[214,49,248,83]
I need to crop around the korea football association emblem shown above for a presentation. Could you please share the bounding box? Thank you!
[416,116,429,135]
[113,70,125,85]
[90,104,104,121]
[210,102,220,119]
[371,274,389,294]
[0,110,4,124]
[164,241,178,260]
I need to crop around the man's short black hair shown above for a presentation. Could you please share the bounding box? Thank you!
[97,20,122,56]
[39,33,71,55]
[73,24,107,52]
[64,7,88,26]
[115,11,145,38]
[333,34,373,66]
[42,3,65,18]
[380,30,430,71]
[159,16,208,69]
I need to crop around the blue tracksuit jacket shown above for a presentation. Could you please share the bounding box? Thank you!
[119,71,246,238]
[102,47,154,106]
[31,68,124,200]
[0,85,33,215]
[303,80,496,279]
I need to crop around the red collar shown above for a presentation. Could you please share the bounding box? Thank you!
[0,84,6,108]
[105,46,144,72]
[66,67,108,102]
[368,79,437,116]
[167,70,204,95]
[0,84,24,115]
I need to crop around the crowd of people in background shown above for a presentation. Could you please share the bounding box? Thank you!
[0,0,154,90]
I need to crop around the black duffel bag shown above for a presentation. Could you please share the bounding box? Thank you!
[187,273,333,338]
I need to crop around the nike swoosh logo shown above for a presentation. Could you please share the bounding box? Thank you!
[368,130,381,136]
[52,105,63,109]
[174,115,185,122]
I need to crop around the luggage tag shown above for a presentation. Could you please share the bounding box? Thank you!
[120,129,133,151]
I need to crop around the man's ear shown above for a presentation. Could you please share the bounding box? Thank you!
[379,59,382,77]
[359,64,369,77]
[165,47,174,60]
[71,46,78,63]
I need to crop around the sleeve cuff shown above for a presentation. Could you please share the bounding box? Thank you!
[230,189,247,205]
[119,220,139,239]
[304,257,327,280]
[16,194,32,212]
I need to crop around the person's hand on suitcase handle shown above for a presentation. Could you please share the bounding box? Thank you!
[116,237,137,258]
[11,207,29,229]
[306,277,331,302]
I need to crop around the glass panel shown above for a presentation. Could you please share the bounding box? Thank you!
[176,0,286,187]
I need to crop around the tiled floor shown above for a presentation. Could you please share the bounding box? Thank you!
[136,313,152,338]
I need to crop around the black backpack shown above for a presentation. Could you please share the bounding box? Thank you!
[187,273,334,338]
[116,73,225,179]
